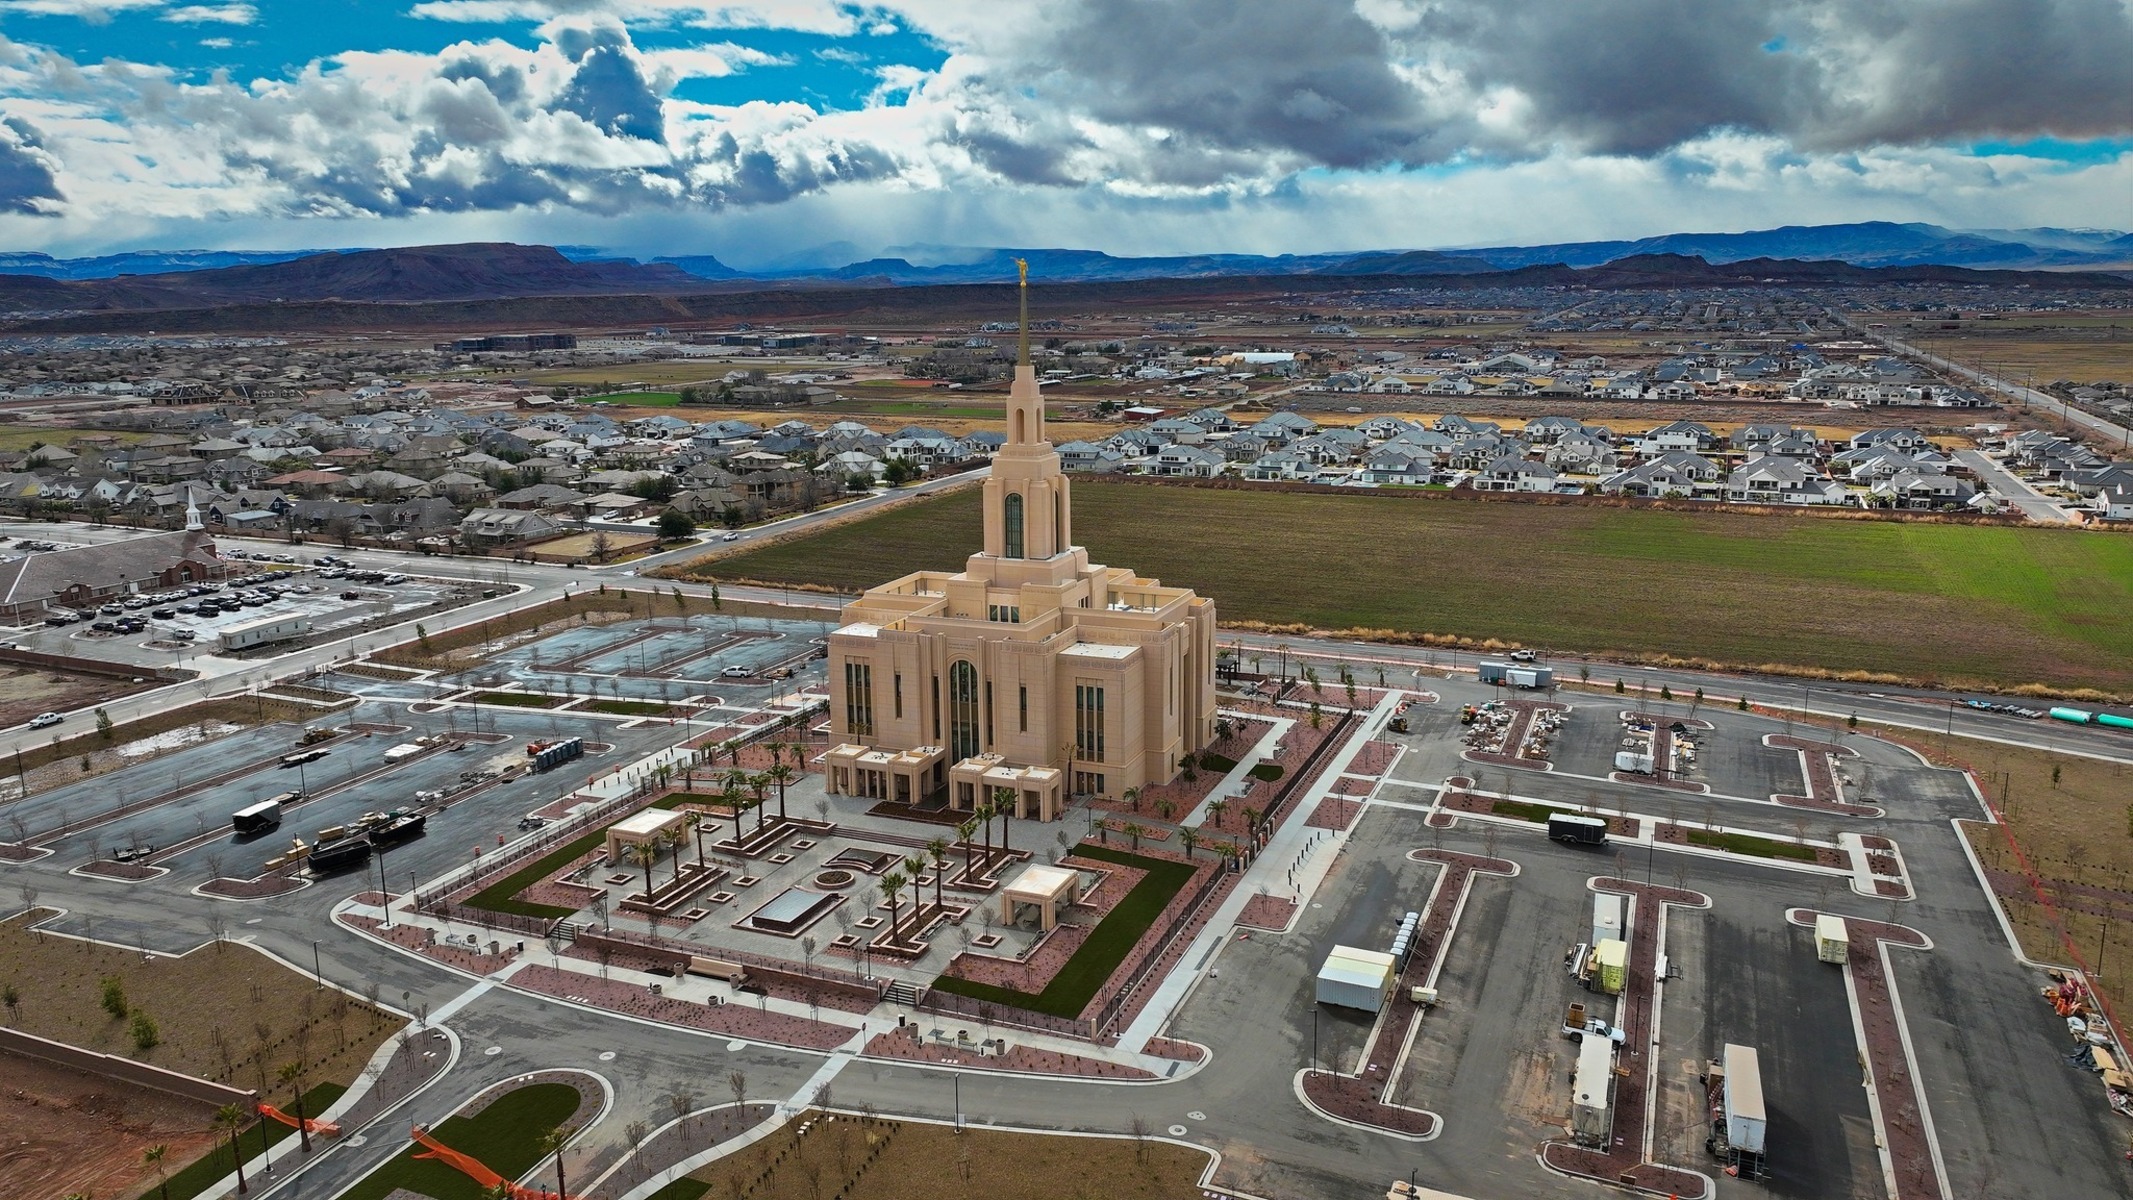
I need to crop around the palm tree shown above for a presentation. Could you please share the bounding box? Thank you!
[625,842,658,899]
[956,818,979,880]
[143,1143,171,1200]
[212,1104,250,1195]
[975,799,995,865]
[926,837,949,912]
[747,773,771,830]
[1122,822,1145,851]
[882,871,906,941]
[666,827,688,883]
[768,740,784,769]
[277,1059,311,1152]
[1123,786,1142,813]
[720,778,746,843]
[536,1124,577,1200]
[766,763,797,821]
[1206,799,1228,830]
[683,811,706,868]
[1092,816,1111,845]
[1154,798,1175,822]
[1242,806,1262,837]
[991,786,1016,852]
[903,854,927,924]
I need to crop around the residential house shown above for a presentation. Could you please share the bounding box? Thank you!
[461,508,563,548]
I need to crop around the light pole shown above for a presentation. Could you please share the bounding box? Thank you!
[311,939,322,988]
[953,1071,962,1133]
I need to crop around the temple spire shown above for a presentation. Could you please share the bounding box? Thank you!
[1015,256,1029,366]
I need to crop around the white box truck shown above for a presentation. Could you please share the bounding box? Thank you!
[1815,914,1849,964]
[1706,1043,1770,1178]
[1316,946,1397,1013]
[1591,895,1625,948]
[1571,1033,1615,1145]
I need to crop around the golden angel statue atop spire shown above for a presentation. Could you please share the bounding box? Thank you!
[1015,257,1029,286]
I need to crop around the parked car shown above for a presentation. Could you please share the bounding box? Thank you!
[720,665,753,678]
[170,629,197,642]
[340,590,362,600]
[28,712,62,728]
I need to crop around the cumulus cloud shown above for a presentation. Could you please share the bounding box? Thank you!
[0,0,2126,247]
[0,0,162,18]
[160,3,256,23]
[0,115,63,214]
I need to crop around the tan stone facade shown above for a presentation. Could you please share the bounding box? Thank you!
[825,282,1217,820]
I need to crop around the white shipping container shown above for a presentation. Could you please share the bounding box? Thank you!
[1316,945,1397,1013]
[1591,895,1625,947]
[1571,1033,1616,1144]
[1722,1044,1768,1156]
[1815,913,1849,964]
[383,743,423,763]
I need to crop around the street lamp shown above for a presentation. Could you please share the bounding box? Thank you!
[312,939,322,988]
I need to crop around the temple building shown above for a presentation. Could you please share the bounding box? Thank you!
[823,266,1218,821]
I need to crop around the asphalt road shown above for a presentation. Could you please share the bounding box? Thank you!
[1951,448,2070,523]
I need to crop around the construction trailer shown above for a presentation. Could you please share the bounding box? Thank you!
[219,613,312,652]
[1613,750,1657,774]
[1815,914,1849,964]
[1548,813,1608,846]
[1593,938,1629,995]
[1570,1032,1617,1145]
[1591,895,1626,947]
[1317,945,1398,1013]
[1506,666,1554,689]
[1706,1043,1770,1179]
[230,797,284,835]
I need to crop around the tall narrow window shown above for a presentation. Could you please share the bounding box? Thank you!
[984,681,994,746]
[949,661,980,761]
[1003,492,1024,558]
[893,673,903,720]
[843,662,874,738]
[1074,683,1105,762]
[931,676,941,741]
[1018,685,1028,732]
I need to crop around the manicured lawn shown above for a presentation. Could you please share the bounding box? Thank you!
[586,698,672,716]
[1247,763,1285,783]
[1491,798,1581,824]
[336,1082,581,1200]
[701,482,2133,692]
[1684,828,1819,862]
[463,793,699,919]
[470,691,562,708]
[932,843,1194,1018]
[158,1083,346,1200]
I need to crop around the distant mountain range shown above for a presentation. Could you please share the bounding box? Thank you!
[8,248,2129,337]
[5,221,2127,290]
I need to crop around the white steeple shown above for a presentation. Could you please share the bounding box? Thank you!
[184,488,203,532]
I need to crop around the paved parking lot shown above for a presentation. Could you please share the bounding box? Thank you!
[440,614,829,705]
[45,569,469,666]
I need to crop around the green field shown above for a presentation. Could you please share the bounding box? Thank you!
[337,1082,580,1200]
[700,482,2133,693]
[931,843,1193,1018]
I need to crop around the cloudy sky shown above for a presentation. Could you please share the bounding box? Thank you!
[0,0,2126,266]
